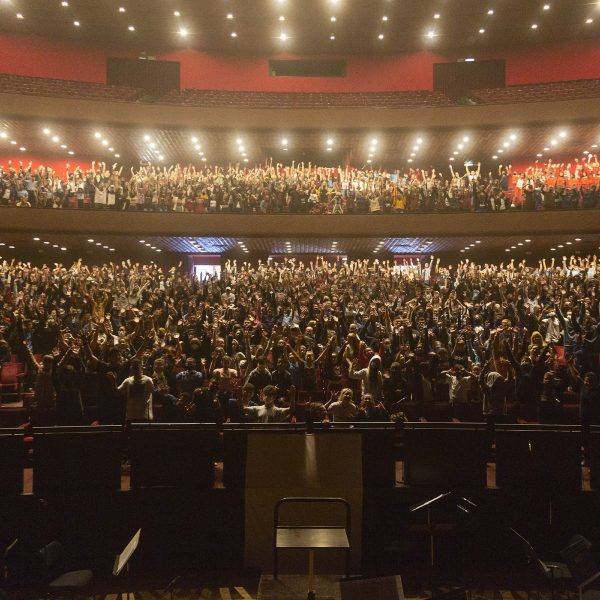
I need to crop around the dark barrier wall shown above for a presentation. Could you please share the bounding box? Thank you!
[1,207,599,240]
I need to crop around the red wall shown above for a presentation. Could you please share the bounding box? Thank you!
[1,33,600,91]
[0,154,92,175]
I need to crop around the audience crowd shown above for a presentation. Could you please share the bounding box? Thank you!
[1,254,599,432]
[1,156,600,214]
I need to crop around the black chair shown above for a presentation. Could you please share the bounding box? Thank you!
[39,541,93,599]
[560,535,600,600]
[511,528,571,599]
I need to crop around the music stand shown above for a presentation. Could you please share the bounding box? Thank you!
[113,529,142,600]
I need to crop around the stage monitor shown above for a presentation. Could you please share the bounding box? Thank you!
[495,425,581,494]
[129,423,217,489]
[590,426,600,491]
[0,428,24,495]
[33,426,122,496]
[403,424,488,489]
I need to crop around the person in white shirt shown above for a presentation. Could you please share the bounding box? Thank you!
[440,365,473,405]
[243,384,292,423]
[118,359,154,421]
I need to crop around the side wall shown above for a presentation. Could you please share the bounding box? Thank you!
[1,34,600,92]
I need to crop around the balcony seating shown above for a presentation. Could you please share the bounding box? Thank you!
[0,73,143,102]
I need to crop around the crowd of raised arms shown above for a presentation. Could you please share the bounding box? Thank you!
[0,255,599,429]
[1,156,600,213]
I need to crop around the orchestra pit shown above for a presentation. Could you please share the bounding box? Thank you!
[1,1,600,598]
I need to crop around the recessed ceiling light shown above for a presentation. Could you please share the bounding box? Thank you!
[279,32,288,41]
[10,140,16,145]
[510,134,517,141]
[575,238,582,241]
[487,9,494,15]
[543,4,550,9]
[60,144,67,149]
[378,33,384,39]
[33,237,40,241]
[492,155,498,159]
[559,131,567,138]
[427,30,435,38]
[174,11,181,17]
[382,15,388,21]
[281,138,288,145]
[61,247,67,251]
[531,23,538,29]
[102,139,108,146]
[586,18,593,23]
[544,147,550,151]
[226,13,233,19]
[327,138,333,145]
[330,34,335,39]
[231,32,237,37]
[61,1,69,6]
[279,15,285,21]
[525,239,531,243]
[128,25,135,31]
[52,135,59,142]
[68,150,74,155]
[0,132,7,139]
[19,147,26,151]
[537,153,543,157]
[416,138,423,144]
[16,13,24,19]
[479,28,485,33]
[114,153,120,158]
[119,7,125,13]
[407,158,413,163]
[73,20,80,27]
[433,13,440,19]
[179,27,188,37]
[330,16,336,22]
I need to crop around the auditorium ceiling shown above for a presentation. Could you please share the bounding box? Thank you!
[0,233,598,261]
[2,118,600,169]
[1,0,599,54]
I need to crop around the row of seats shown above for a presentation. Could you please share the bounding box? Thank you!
[0,73,143,102]
[156,88,457,108]
[1,423,598,496]
[472,78,600,104]
[1,71,599,107]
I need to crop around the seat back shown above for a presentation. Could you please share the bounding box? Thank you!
[561,536,600,586]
